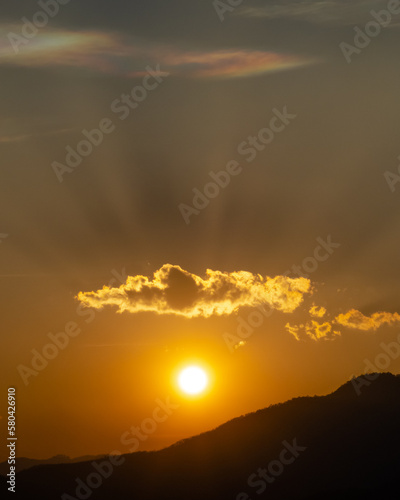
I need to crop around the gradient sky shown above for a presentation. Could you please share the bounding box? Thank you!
[1,0,400,461]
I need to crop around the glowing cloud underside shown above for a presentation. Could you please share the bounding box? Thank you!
[77,264,311,318]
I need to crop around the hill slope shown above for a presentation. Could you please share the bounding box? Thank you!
[0,454,107,476]
[2,373,400,499]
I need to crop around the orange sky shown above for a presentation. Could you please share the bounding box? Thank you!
[1,0,400,462]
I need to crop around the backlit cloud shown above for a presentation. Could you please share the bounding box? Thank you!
[285,320,340,341]
[287,306,400,341]
[77,264,312,318]
[309,305,326,318]
[335,309,400,331]
[0,25,317,78]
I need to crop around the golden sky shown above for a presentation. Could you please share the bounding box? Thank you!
[1,0,400,461]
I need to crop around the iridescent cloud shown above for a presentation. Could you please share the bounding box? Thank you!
[161,49,316,79]
[0,25,318,78]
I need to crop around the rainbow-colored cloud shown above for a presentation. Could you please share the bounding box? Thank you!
[0,25,318,79]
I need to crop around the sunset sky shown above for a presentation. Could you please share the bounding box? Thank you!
[1,0,400,461]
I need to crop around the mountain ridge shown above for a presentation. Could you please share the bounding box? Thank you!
[2,372,399,499]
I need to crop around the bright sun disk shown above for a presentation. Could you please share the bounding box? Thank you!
[178,366,208,395]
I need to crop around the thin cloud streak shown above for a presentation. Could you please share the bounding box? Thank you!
[335,309,400,331]
[0,25,318,78]
[236,0,393,26]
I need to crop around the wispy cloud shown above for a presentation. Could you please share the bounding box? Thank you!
[0,25,318,78]
[0,27,128,72]
[237,0,392,26]
[0,126,74,144]
[335,309,400,331]
[285,320,340,341]
[0,133,32,144]
[161,49,317,79]
[77,264,312,318]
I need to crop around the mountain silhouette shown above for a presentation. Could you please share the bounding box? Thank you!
[2,373,399,499]
[0,454,107,476]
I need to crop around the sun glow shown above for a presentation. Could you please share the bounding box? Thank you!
[178,366,209,395]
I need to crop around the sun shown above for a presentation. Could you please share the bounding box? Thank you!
[178,366,209,395]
